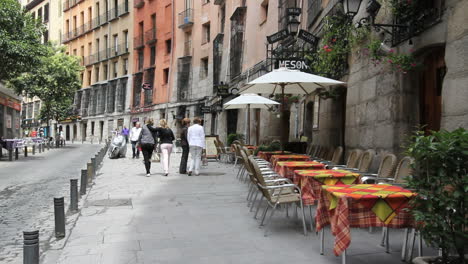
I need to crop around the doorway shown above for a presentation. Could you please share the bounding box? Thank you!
[66,125,70,140]
[226,109,238,135]
[419,47,446,133]
[82,122,87,141]
[73,124,77,140]
[304,101,314,141]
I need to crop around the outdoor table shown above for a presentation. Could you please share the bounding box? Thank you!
[274,161,325,179]
[293,169,361,206]
[316,184,415,259]
[270,154,310,168]
[257,151,291,162]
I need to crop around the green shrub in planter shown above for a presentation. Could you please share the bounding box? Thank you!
[227,133,245,146]
[405,128,467,264]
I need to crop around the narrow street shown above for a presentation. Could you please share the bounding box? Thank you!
[0,143,102,263]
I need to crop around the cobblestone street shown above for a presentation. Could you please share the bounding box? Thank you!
[0,143,102,263]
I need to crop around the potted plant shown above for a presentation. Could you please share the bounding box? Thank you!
[227,133,245,146]
[405,128,467,264]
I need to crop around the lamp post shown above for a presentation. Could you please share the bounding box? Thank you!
[288,16,300,36]
[343,0,363,18]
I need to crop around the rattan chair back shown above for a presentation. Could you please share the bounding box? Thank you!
[331,146,343,164]
[377,153,397,179]
[346,149,362,168]
[357,150,374,172]
[249,156,271,201]
[393,156,414,184]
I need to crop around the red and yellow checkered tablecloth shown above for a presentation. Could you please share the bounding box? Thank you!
[316,184,416,256]
[257,151,291,162]
[294,169,361,206]
[270,155,310,168]
[274,161,325,179]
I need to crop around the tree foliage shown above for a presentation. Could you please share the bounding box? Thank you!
[0,0,48,81]
[8,45,83,121]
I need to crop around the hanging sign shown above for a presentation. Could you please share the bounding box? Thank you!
[216,84,230,97]
[267,29,289,44]
[141,83,152,90]
[277,59,310,71]
[201,106,211,114]
[298,29,318,45]
[287,8,302,16]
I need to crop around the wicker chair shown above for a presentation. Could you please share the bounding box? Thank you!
[332,149,362,169]
[362,153,397,183]
[340,149,374,173]
[378,156,414,185]
[249,156,307,236]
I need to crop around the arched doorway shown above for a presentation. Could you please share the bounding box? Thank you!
[419,47,446,133]
[66,125,70,141]
[73,124,77,140]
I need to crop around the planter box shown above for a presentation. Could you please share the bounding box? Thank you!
[413,255,468,264]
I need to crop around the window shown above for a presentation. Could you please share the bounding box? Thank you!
[66,19,69,33]
[260,0,269,24]
[43,30,48,43]
[81,73,84,84]
[80,11,84,26]
[80,45,84,62]
[165,39,171,54]
[124,30,129,51]
[150,45,156,65]
[95,66,100,82]
[32,11,35,20]
[138,50,144,71]
[103,64,108,79]
[202,22,210,44]
[123,59,128,74]
[73,16,76,30]
[163,68,169,84]
[200,57,208,79]
[96,38,100,53]
[88,70,92,86]
[73,49,77,55]
[38,7,42,21]
[113,34,118,55]
[220,5,225,33]
[113,61,118,78]
[44,3,49,22]
[88,42,92,56]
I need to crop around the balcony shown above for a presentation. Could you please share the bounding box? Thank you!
[134,0,144,8]
[108,7,119,21]
[145,28,157,44]
[391,0,444,46]
[118,2,130,16]
[61,31,72,43]
[134,35,144,49]
[178,9,194,29]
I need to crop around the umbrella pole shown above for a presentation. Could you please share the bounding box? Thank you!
[247,104,250,145]
[281,84,286,153]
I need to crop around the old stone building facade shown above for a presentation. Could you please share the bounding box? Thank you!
[303,0,468,166]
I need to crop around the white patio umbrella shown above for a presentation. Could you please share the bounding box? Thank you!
[240,67,345,147]
[224,93,280,145]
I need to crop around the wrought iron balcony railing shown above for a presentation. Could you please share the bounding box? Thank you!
[118,2,130,16]
[145,28,157,44]
[134,0,144,8]
[178,9,194,29]
[134,35,144,49]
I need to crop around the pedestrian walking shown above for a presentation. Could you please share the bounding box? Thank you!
[155,119,175,176]
[187,117,205,176]
[130,122,142,158]
[121,126,129,143]
[179,118,190,174]
[138,119,158,176]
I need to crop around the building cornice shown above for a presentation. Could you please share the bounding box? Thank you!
[25,0,45,11]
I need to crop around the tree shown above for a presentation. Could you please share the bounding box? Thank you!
[0,0,48,81]
[8,45,83,144]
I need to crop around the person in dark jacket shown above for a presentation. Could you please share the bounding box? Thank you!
[179,118,190,174]
[138,118,158,176]
[155,119,175,176]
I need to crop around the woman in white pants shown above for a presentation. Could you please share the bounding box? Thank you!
[155,119,175,176]
[187,117,205,176]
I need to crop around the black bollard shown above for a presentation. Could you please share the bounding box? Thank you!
[87,162,93,183]
[38,143,42,153]
[23,230,39,264]
[24,146,28,157]
[70,179,78,211]
[15,147,19,160]
[91,157,96,177]
[32,145,35,155]
[47,142,50,150]
[54,197,66,238]
[80,169,87,195]
[9,148,13,161]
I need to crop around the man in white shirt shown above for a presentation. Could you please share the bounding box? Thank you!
[129,122,142,158]
[187,117,205,176]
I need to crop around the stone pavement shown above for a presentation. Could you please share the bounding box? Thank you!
[41,151,427,264]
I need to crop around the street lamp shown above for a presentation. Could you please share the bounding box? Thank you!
[288,16,300,36]
[343,0,363,18]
